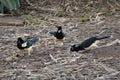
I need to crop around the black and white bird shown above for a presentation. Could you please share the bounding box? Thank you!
[17,37,41,55]
[49,26,65,45]
[70,35,112,52]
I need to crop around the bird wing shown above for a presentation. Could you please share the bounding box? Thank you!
[49,31,56,36]
[30,37,41,44]
[22,37,41,48]
[80,37,97,48]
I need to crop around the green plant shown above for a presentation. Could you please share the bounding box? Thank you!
[24,15,40,25]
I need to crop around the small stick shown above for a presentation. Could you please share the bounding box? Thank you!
[49,54,57,63]
[99,39,120,48]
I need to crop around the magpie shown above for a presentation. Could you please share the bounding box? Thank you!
[70,35,112,52]
[49,26,65,45]
[17,37,41,55]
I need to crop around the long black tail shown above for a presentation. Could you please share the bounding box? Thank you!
[97,35,111,40]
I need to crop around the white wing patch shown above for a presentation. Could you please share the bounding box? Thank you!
[58,30,62,33]
[22,42,27,47]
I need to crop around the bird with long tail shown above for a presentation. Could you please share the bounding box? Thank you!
[17,37,41,55]
[70,35,112,52]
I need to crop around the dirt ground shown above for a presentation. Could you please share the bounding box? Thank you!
[0,13,120,80]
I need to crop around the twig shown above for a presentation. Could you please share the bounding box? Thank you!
[94,72,120,80]
[49,54,57,63]
[97,62,117,73]
[33,21,47,35]
[96,30,106,36]
[99,39,120,48]
[107,1,114,8]
[93,61,119,80]
[25,0,34,7]
[89,12,105,25]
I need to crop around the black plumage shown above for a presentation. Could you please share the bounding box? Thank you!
[17,37,25,49]
[17,37,40,55]
[49,26,65,45]
[70,35,111,52]
[49,26,65,39]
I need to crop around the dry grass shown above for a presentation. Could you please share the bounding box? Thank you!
[19,0,120,25]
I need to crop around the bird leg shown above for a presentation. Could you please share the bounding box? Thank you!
[28,49,31,55]
[24,47,33,55]
[29,47,33,55]
[94,44,99,48]
[53,37,57,45]
[55,39,64,46]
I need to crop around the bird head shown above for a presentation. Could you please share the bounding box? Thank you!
[17,37,24,49]
[56,26,62,30]
[56,26,62,33]
[70,44,84,52]
[17,37,24,43]
[70,45,78,52]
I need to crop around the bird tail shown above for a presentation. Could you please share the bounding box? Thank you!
[49,31,55,36]
[31,37,41,44]
[97,35,112,40]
